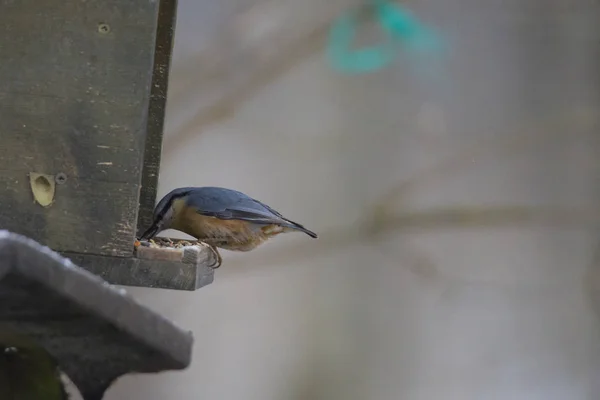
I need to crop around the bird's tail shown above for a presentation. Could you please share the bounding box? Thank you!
[282,219,318,238]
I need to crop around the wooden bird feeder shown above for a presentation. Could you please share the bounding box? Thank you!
[0,0,215,290]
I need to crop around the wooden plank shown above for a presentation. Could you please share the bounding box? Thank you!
[137,0,178,237]
[0,93,145,183]
[0,174,139,256]
[0,0,160,256]
[65,251,215,291]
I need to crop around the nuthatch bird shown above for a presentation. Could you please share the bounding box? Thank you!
[140,187,317,268]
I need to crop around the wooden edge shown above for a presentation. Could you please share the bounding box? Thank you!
[135,246,185,262]
[62,249,215,291]
[137,0,179,236]
[135,242,215,265]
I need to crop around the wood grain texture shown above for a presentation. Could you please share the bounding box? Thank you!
[0,174,139,256]
[0,0,160,256]
[137,0,178,237]
[65,251,215,291]
[135,246,185,262]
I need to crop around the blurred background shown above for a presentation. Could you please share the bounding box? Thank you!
[102,0,600,398]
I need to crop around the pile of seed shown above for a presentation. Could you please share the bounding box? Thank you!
[134,237,202,249]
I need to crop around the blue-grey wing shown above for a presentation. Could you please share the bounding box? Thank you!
[187,186,318,238]
[186,187,285,225]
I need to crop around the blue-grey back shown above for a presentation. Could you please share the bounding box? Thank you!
[183,187,284,221]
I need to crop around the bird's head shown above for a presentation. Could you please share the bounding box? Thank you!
[140,188,193,240]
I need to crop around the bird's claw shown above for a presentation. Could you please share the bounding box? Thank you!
[202,243,222,269]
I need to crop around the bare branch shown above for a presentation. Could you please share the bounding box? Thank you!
[372,107,600,218]
[223,204,600,272]
[162,0,371,156]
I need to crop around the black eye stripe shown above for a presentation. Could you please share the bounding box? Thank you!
[152,191,189,221]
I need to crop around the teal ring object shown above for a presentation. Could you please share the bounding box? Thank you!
[327,1,440,74]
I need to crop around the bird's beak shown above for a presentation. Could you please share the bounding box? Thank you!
[140,223,160,240]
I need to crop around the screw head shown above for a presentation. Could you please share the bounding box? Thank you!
[55,173,67,185]
[98,23,110,34]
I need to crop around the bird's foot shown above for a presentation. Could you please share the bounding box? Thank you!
[202,243,222,269]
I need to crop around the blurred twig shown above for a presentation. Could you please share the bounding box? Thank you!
[224,107,600,271]
[371,205,600,233]
[163,0,371,156]
[224,204,600,272]
[371,107,599,219]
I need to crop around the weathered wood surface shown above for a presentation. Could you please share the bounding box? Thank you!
[0,231,193,400]
[1,175,140,257]
[65,247,216,291]
[0,0,160,256]
[137,0,178,237]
